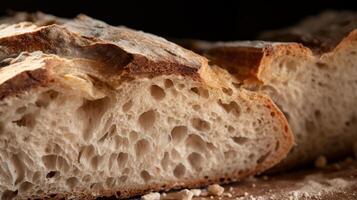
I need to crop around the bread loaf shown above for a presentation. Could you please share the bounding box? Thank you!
[180,11,357,170]
[0,13,293,199]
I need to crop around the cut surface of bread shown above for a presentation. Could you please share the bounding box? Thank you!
[180,11,357,171]
[0,13,293,199]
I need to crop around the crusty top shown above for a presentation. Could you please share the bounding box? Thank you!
[179,10,357,82]
[0,12,210,100]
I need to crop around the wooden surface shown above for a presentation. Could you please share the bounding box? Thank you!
[193,159,357,200]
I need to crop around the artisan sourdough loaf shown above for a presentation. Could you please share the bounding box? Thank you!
[0,13,293,199]
[181,11,357,170]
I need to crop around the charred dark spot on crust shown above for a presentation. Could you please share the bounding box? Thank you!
[0,69,50,100]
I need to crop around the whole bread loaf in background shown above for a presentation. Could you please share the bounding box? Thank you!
[179,11,357,170]
[0,13,293,199]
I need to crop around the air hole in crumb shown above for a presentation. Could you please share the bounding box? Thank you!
[173,163,186,178]
[119,175,128,182]
[138,109,156,130]
[0,122,3,135]
[316,62,329,69]
[161,152,170,170]
[98,132,109,142]
[248,153,255,159]
[32,171,41,183]
[42,155,57,170]
[16,106,27,114]
[123,168,130,175]
[140,170,152,182]
[224,150,237,159]
[122,100,133,112]
[188,152,204,171]
[46,171,59,179]
[190,87,209,98]
[35,90,59,107]
[314,110,321,119]
[222,87,233,96]
[2,190,18,199]
[171,149,181,160]
[114,135,129,149]
[66,177,79,189]
[129,131,139,141]
[192,105,200,111]
[82,175,92,182]
[218,100,241,118]
[164,79,174,88]
[191,118,210,131]
[90,155,104,170]
[257,151,271,164]
[117,152,129,168]
[106,177,116,188]
[171,126,188,144]
[79,97,111,141]
[232,82,242,89]
[186,134,207,153]
[150,85,166,100]
[231,136,249,145]
[19,181,33,193]
[228,126,235,133]
[178,83,185,89]
[13,113,36,129]
[135,139,151,158]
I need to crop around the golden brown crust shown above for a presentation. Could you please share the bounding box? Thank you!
[0,68,50,100]
[0,14,205,100]
[179,40,313,83]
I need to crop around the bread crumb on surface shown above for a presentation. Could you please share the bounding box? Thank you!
[223,192,233,197]
[141,192,160,200]
[314,155,327,168]
[160,188,203,200]
[207,184,225,196]
[190,189,202,197]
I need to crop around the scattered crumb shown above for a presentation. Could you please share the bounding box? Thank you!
[190,189,202,197]
[161,189,193,200]
[251,183,256,188]
[244,192,249,196]
[141,192,160,200]
[223,192,233,197]
[315,155,327,168]
[207,184,225,196]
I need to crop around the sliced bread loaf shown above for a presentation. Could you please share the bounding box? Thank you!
[180,11,357,170]
[0,14,293,199]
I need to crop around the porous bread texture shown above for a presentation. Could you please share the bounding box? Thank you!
[180,29,357,170]
[0,54,288,199]
[258,37,357,169]
[0,14,293,199]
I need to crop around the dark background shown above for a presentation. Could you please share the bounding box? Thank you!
[0,0,356,41]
